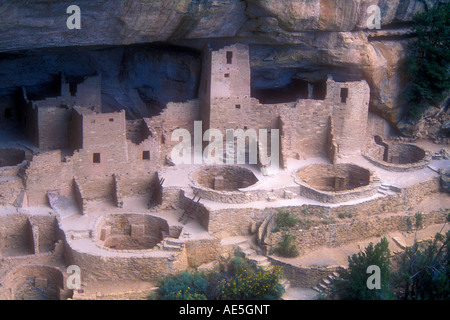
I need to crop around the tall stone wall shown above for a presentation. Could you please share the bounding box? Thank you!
[329,79,370,159]
[202,44,371,165]
[24,150,74,205]
[280,99,333,160]
[37,106,72,150]
[146,100,200,164]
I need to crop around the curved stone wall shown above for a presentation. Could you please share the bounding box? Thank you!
[192,165,258,191]
[364,140,431,172]
[0,265,66,300]
[295,163,379,203]
[94,213,170,251]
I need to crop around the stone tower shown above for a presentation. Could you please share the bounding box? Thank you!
[199,43,251,134]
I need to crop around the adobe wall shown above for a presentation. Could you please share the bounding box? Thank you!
[36,106,71,150]
[184,238,221,268]
[207,207,267,238]
[145,100,200,164]
[202,44,371,165]
[209,44,251,99]
[0,149,30,206]
[280,100,333,160]
[22,75,102,150]
[266,210,448,257]
[0,240,65,273]
[24,150,74,206]
[24,106,163,206]
[73,174,115,202]
[0,176,24,206]
[0,214,61,257]
[269,258,343,288]
[70,108,128,175]
[0,265,66,300]
[205,177,441,240]
[179,191,210,230]
[329,79,370,159]
[0,214,33,255]
[27,215,61,254]
[94,213,170,248]
[366,111,393,139]
[65,244,188,283]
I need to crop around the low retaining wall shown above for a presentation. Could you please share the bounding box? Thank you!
[269,257,343,288]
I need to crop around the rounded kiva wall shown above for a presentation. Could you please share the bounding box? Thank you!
[295,163,379,203]
[0,265,66,300]
[364,140,430,172]
[192,165,258,191]
[385,143,426,165]
[189,165,262,204]
[94,213,170,251]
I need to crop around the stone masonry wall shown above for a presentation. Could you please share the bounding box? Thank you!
[37,106,72,150]
[267,210,448,257]
[206,177,440,241]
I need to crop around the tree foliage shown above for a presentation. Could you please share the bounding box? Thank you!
[332,237,393,300]
[403,3,450,118]
[331,213,450,300]
[156,256,285,300]
[393,214,450,300]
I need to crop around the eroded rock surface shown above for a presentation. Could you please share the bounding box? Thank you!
[0,0,447,127]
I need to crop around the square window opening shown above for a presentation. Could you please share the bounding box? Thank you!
[143,151,150,160]
[109,118,114,122]
[235,104,241,109]
[4,108,12,119]
[93,153,101,163]
[226,51,233,64]
[224,73,230,78]
[340,88,349,103]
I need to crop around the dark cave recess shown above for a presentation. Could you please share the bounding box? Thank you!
[0,42,365,120]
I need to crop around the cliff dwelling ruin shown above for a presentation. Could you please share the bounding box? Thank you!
[0,43,448,300]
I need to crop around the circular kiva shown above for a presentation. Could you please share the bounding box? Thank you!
[95,213,170,251]
[297,163,371,192]
[192,165,258,191]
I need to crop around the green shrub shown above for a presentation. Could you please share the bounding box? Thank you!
[156,256,286,300]
[276,210,298,230]
[273,233,299,258]
[332,237,393,300]
[158,271,209,300]
[403,3,450,118]
[298,218,314,230]
[338,212,354,219]
[218,257,285,300]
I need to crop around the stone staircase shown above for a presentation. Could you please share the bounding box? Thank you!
[234,240,291,292]
[220,236,291,291]
[377,183,401,196]
[159,238,184,252]
[237,242,272,269]
[311,271,339,294]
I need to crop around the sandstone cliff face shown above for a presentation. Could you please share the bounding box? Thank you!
[0,0,447,130]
